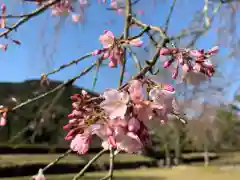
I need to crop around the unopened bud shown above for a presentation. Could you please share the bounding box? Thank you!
[163,59,174,68]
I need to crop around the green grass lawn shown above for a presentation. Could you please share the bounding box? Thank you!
[0,153,153,167]
[2,166,240,180]
[1,151,240,167]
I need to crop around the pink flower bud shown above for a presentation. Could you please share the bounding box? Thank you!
[1,4,6,11]
[63,124,71,130]
[71,94,81,101]
[65,130,74,140]
[160,48,178,55]
[12,40,21,45]
[92,49,102,56]
[163,84,175,92]
[172,67,179,79]
[207,46,219,55]
[189,50,204,58]
[163,59,174,68]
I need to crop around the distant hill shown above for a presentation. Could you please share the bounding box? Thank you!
[0,79,102,147]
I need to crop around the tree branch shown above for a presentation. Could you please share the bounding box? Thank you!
[119,0,132,86]
[73,149,108,180]
[0,0,60,38]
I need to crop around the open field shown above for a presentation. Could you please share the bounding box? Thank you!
[2,166,240,180]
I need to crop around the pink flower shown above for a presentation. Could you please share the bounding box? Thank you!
[128,80,146,103]
[93,117,145,154]
[108,47,123,68]
[149,84,176,122]
[116,131,143,153]
[100,89,129,119]
[149,85,175,107]
[31,169,45,180]
[133,101,153,122]
[160,48,178,55]
[70,133,91,154]
[0,111,7,126]
[128,117,140,132]
[99,30,115,48]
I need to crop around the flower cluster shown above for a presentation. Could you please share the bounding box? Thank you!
[31,0,125,23]
[92,30,143,68]
[160,46,219,81]
[64,79,178,154]
[31,0,82,23]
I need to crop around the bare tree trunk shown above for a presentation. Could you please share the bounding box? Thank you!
[203,129,209,167]
[173,121,182,166]
[174,133,181,165]
[164,143,171,168]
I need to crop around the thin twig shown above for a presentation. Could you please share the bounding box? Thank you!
[0,0,60,38]
[100,148,115,180]
[73,149,107,180]
[119,16,170,90]
[9,62,97,113]
[42,149,72,172]
[44,53,93,78]
[119,0,132,86]
[164,0,177,33]
[132,17,168,39]
[127,46,142,70]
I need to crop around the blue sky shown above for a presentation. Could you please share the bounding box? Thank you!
[0,0,238,101]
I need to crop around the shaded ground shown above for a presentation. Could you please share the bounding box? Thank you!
[0,153,153,167]
[3,166,240,180]
[0,152,240,177]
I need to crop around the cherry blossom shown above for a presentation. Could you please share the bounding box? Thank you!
[149,84,176,123]
[99,30,115,48]
[0,111,7,126]
[93,30,143,68]
[160,46,218,84]
[128,80,146,103]
[70,133,91,154]
[64,79,182,154]
[100,89,129,119]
